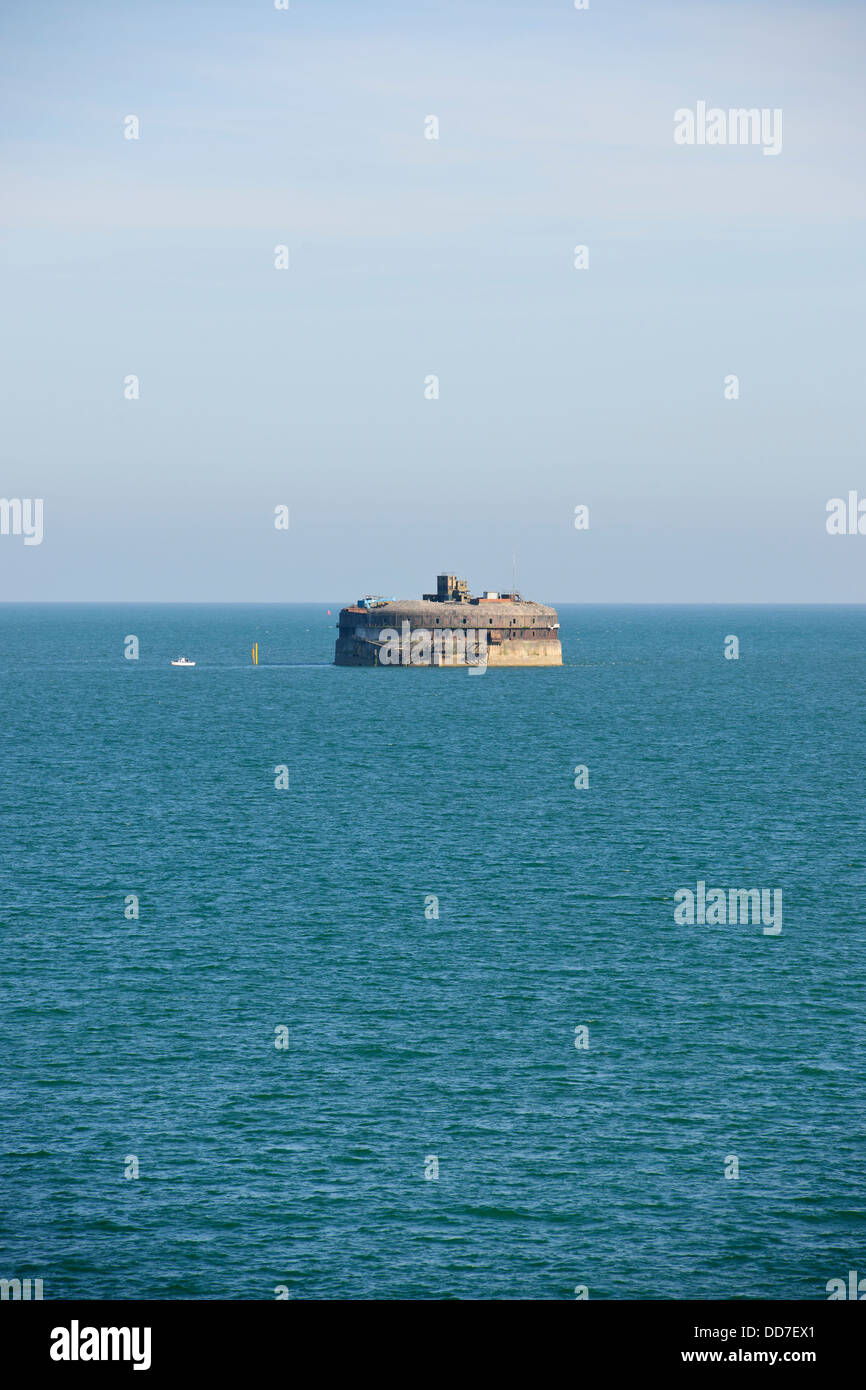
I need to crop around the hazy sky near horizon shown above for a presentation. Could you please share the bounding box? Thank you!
[1,0,864,602]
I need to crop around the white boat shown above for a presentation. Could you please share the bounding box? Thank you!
[170,656,196,667]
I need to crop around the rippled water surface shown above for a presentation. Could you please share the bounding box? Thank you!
[1,604,864,1299]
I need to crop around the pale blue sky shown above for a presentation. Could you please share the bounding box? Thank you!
[1,0,864,601]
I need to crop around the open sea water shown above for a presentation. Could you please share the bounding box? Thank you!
[0,603,864,1300]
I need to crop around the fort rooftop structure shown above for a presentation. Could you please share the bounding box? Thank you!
[334,575,562,667]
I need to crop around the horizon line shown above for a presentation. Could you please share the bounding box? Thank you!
[2,600,866,609]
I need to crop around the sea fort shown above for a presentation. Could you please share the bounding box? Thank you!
[334,574,563,667]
